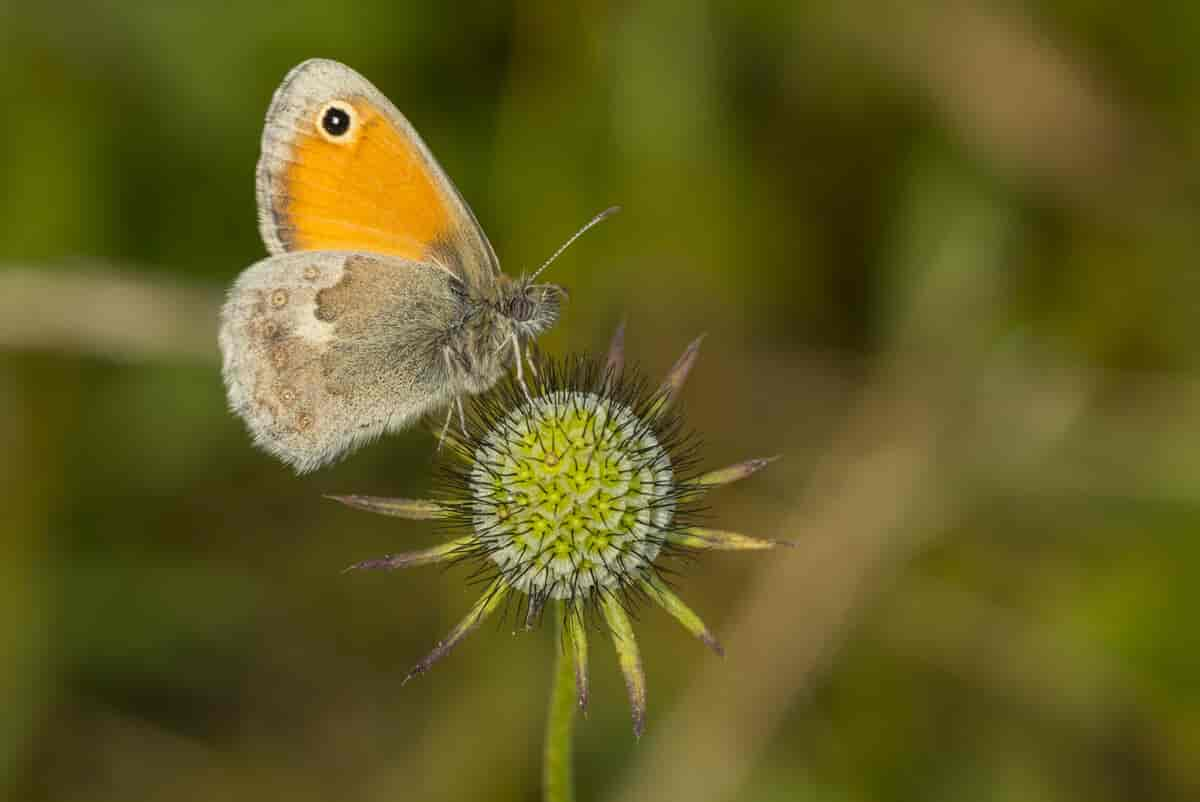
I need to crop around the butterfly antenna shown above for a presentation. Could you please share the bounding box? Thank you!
[527,205,621,283]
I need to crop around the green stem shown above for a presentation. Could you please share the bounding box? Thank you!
[544,603,576,802]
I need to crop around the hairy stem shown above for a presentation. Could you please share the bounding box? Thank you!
[544,604,577,802]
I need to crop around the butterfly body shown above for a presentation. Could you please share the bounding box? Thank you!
[219,59,563,472]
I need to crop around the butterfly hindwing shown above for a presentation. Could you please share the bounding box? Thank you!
[219,250,461,472]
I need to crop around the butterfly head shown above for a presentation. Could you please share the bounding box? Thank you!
[496,205,619,339]
[504,280,566,338]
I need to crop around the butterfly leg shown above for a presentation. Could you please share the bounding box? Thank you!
[435,402,454,452]
[524,338,540,378]
[437,346,471,451]
[454,394,468,436]
[510,332,535,406]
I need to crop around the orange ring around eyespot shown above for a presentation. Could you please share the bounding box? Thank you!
[279,98,453,261]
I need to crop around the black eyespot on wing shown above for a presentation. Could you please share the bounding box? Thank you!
[321,105,352,137]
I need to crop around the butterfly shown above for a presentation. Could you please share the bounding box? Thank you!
[219,58,613,473]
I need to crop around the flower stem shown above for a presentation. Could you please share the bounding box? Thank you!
[544,604,576,802]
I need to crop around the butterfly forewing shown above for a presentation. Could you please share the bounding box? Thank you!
[255,58,500,295]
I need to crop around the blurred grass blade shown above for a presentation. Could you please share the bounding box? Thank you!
[404,580,508,684]
[601,594,646,738]
[643,573,723,656]
[326,495,449,519]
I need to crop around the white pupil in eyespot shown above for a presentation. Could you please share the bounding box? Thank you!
[321,106,351,136]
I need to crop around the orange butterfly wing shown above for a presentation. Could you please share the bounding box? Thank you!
[255,59,499,290]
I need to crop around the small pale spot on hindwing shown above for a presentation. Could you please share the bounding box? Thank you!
[271,289,290,308]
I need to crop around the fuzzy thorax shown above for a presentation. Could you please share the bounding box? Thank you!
[444,277,564,395]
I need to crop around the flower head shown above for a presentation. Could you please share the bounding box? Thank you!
[333,324,783,736]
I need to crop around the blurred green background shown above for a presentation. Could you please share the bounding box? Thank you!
[3,2,1200,800]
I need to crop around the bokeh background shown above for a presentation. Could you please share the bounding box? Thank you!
[3,2,1200,800]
